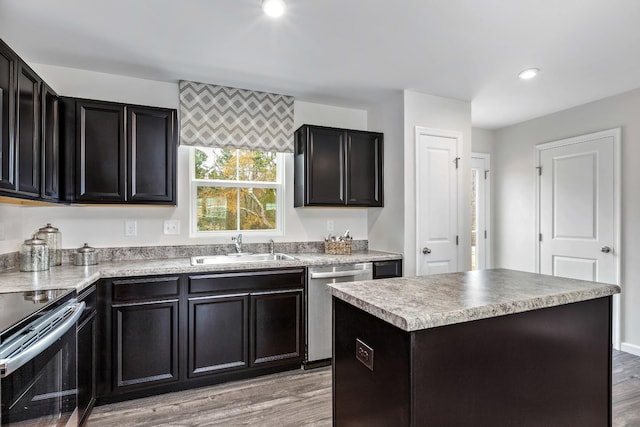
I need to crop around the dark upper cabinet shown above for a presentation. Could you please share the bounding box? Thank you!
[62,97,177,204]
[0,38,59,202]
[295,124,383,207]
[41,83,59,200]
[0,40,16,192]
[15,60,41,196]
[127,106,176,203]
[75,100,126,202]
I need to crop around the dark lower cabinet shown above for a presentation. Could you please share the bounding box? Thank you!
[250,290,303,366]
[112,300,179,391]
[188,295,249,377]
[97,269,304,404]
[77,285,97,426]
[373,259,403,279]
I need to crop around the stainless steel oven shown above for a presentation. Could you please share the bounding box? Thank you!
[0,290,84,427]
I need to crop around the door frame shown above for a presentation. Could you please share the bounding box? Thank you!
[534,127,621,349]
[471,152,491,269]
[414,126,463,276]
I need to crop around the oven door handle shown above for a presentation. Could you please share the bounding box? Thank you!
[0,301,85,377]
[309,269,370,279]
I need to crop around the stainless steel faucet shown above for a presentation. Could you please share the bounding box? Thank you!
[269,239,275,255]
[232,233,242,253]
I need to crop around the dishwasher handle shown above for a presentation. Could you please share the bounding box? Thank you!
[0,300,85,377]
[310,269,371,279]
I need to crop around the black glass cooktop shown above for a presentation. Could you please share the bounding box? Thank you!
[0,289,74,339]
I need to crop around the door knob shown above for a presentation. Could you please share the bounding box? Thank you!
[422,247,432,254]
[601,246,612,254]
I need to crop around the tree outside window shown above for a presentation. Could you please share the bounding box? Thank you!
[192,147,282,233]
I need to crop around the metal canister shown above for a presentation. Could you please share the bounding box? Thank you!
[36,223,62,266]
[20,235,50,272]
[73,243,98,266]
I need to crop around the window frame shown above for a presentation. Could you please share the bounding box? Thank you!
[189,147,285,237]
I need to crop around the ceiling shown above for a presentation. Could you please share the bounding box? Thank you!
[1,0,639,129]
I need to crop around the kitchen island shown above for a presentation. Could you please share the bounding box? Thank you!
[328,269,620,426]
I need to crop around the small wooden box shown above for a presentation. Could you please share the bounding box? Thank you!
[325,241,352,255]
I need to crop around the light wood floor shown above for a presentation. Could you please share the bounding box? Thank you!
[88,350,640,426]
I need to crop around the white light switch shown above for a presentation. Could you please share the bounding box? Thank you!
[124,220,137,236]
[0,222,4,240]
[163,220,180,235]
[327,220,334,232]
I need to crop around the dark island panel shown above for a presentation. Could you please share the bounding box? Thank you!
[333,296,612,426]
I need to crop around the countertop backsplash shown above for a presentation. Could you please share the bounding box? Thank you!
[0,240,369,272]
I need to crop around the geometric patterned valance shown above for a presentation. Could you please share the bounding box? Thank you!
[179,80,294,153]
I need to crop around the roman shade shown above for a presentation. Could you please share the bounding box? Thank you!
[179,80,294,153]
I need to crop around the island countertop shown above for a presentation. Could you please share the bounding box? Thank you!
[327,268,620,332]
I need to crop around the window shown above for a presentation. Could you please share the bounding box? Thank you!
[191,147,284,234]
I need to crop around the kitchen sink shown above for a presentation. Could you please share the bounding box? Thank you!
[190,253,297,266]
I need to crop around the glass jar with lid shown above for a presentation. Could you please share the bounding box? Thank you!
[36,223,62,266]
[20,235,50,272]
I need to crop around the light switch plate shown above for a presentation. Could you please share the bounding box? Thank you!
[0,222,4,240]
[327,220,334,232]
[124,220,137,236]
[163,220,180,235]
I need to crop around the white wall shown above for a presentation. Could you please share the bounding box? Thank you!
[403,91,472,276]
[493,87,640,354]
[0,64,370,252]
[367,92,405,254]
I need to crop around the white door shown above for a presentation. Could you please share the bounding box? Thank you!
[471,154,490,270]
[415,128,460,276]
[537,128,620,346]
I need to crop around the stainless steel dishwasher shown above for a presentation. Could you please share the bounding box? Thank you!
[306,262,373,367]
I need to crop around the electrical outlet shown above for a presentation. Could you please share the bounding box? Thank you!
[327,220,334,232]
[124,220,137,237]
[163,220,180,235]
[0,222,4,240]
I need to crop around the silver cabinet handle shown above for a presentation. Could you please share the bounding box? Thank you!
[422,247,432,254]
[310,269,370,279]
[601,246,612,254]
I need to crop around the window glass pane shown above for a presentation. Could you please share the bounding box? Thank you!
[196,186,238,231]
[194,147,238,180]
[194,148,277,182]
[240,188,277,230]
[237,150,277,182]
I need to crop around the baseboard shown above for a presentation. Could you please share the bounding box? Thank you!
[620,342,640,357]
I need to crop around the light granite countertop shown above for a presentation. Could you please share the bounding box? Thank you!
[0,250,401,293]
[327,268,621,332]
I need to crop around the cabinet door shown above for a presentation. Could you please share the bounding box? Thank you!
[346,130,383,206]
[250,290,303,367]
[0,41,16,192]
[305,126,345,205]
[76,100,125,202]
[188,294,249,378]
[112,300,179,391]
[16,61,40,196]
[127,106,176,204]
[41,83,59,200]
[77,311,96,425]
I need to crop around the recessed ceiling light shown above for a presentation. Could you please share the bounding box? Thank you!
[262,0,286,18]
[518,68,540,80]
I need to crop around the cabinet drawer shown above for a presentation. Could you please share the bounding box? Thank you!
[189,269,304,295]
[112,276,180,302]
[373,260,403,279]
